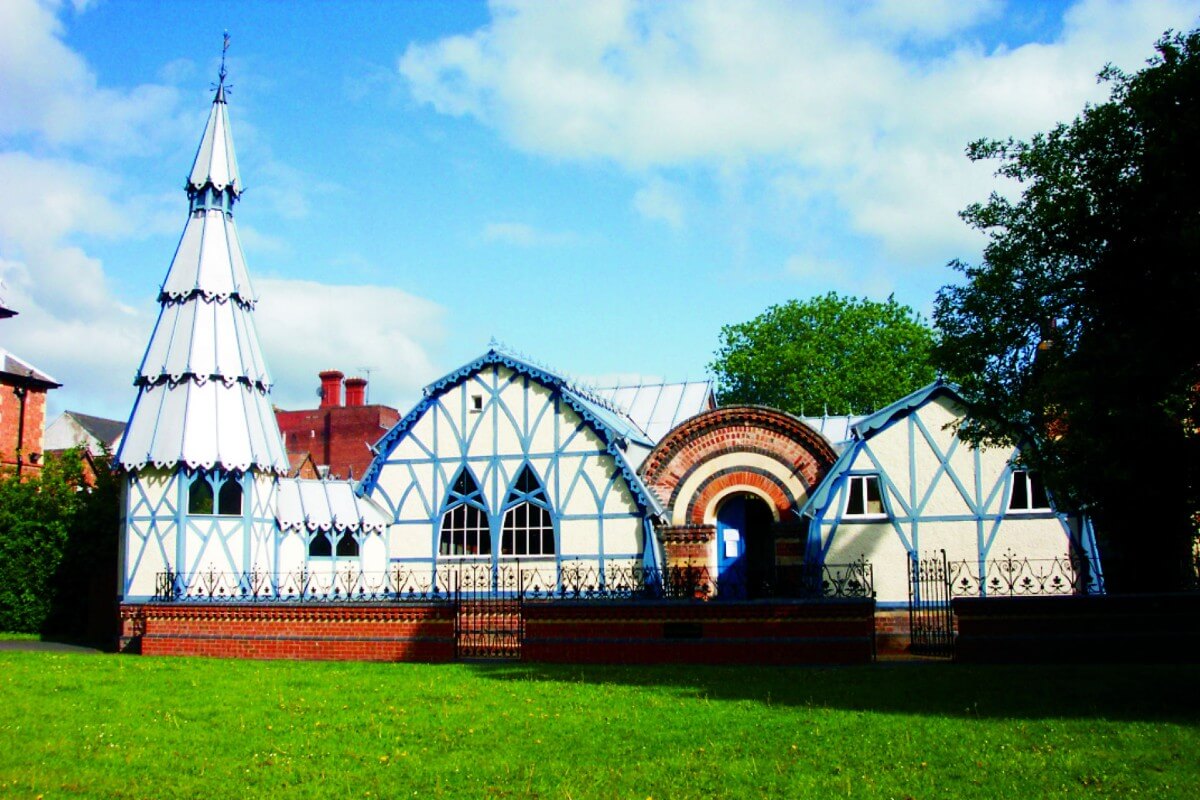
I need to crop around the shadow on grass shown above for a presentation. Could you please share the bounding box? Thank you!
[464,660,1200,725]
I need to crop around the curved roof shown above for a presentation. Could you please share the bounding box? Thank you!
[277,478,389,533]
[359,346,663,517]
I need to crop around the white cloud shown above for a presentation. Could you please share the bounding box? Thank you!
[400,0,1200,266]
[0,0,187,155]
[482,221,578,246]
[0,1,447,425]
[633,177,685,229]
[255,278,446,410]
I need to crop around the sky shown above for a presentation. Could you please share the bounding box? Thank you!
[2,0,1198,424]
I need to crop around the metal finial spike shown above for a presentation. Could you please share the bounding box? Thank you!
[219,31,231,86]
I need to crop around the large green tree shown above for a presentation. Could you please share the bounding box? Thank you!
[709,292,936,416]
[933,31,1200,591]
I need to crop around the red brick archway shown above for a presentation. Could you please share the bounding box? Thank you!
[640,405,838,523]
[640,406,838,573]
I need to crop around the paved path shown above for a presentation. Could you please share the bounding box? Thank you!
[0,640,102,654]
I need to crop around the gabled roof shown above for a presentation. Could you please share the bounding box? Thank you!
[0,347,60,388]
[63,411,125,446]
[799,380,965,519]
[359,346,663,517]
[852,379,963,439]
[592,381,715,443]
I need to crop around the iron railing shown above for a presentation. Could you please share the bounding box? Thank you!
[909,550,955,657]
[947,551,1097,597]
[152,559,874,603]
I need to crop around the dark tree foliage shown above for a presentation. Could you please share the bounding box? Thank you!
[710,292,936,416]
[933,31,1200,591]
[0,450,120,640]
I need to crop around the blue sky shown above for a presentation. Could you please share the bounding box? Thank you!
[2,0,1198,423]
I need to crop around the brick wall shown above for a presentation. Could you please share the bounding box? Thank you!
[118,600,876,664]
[275,404,401,480]
[0,381,49,473]
[120,603,455,662]
[523,600,876,664]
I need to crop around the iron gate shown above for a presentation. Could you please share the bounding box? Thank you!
[451,564,526,660]
[908,550,954,657]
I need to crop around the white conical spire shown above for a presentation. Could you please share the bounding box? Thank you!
[117,59,288,476]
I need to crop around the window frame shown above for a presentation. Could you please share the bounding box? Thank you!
[499,464,556,559]
[1007,469,1052,513]
[186,471,243,517]
[438,467,493,559]
[842,474,888,520]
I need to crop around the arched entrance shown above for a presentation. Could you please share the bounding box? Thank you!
[715,493,776,599]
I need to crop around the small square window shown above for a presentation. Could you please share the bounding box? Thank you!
[1008,469,1050,512]
[844,475,887,518]
[470,394,483,413]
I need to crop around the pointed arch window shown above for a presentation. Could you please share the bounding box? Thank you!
[309,532,333,557]
[439,468,491,558]
[501,465,555,557]
[188,472,242,516]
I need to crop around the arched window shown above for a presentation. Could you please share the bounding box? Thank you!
[188,477,214,515]
[439,468,491,557]
[501,465,555,557]
[336,533,359,557]
[309,532,332,557]
[217,478,243,516]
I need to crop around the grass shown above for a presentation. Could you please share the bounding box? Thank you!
[0,653,1196,799]
[0,633,41,641]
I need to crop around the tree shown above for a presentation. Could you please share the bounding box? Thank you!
[709,292,936,416]
[933,30,1200,591]
[0,449,120,638]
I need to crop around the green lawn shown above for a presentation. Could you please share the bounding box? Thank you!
[0,653,1196,799]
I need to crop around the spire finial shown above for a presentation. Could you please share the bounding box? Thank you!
[219,30,230,87]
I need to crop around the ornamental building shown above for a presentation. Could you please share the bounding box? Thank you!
[116,66,1102,662]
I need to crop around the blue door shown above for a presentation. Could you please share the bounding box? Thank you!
[716,495,749,599]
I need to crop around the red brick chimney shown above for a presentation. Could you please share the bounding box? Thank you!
[344,376,367,407]
[318,370,344,409]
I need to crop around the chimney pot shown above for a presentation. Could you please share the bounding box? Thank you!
[318,370,344,408]
[344,377,368,407]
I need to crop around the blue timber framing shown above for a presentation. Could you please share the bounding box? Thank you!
[801,380,1104,601]
[359,347,664,591]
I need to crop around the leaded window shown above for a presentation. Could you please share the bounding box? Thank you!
[439,468,491,557]
[501,465,555,557]
[188,472,242,516]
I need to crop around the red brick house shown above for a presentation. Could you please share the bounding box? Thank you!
[1,334,62,476]
[275,370,401,480]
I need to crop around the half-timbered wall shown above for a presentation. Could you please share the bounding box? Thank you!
[121,469,277,601]
[365,365,648,591]
[810,393,1094,605]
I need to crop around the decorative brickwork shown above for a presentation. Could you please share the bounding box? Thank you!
[523,600,876,664]
[640,406,837,527]
[120,603,455,662]
[659,524,715,569]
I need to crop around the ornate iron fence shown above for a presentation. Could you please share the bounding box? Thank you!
[909,550,955,657]
[153,559,873,603]
[947,551,1096,597]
